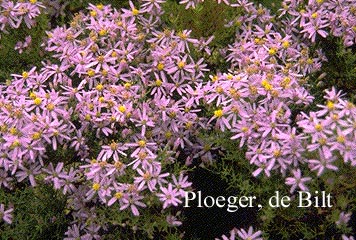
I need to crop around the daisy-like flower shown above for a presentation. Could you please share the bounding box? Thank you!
[172,173,192,197]
[237,226,263,240]
[166,214,182,226]
[122,1,143,18]
[120,193,147,216]
[285,169,312,193]
[342,235,355,240]
[156,183,182,209]
[0,204,13,224]
[335,211,352,226]
[308,150,338,176]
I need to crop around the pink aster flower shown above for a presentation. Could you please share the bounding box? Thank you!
[308,150,338,176]
[172,173,192,197]
[15,163,42,187]
[0,204,13,224]
[237,226,263,240]
[335,211,352,226]
[120,193,147,216]
[156,183,182,209]
[285,169,312,193]
[0,169,12,189]
[342,235,355,240]
[166,214,182,226]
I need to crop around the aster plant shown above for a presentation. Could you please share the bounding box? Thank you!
[0,0,356,239]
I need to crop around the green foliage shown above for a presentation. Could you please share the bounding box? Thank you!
[162,0,235,44]
[0,13,50,81]
[317,37,356,101]
[198,130,356,239]
[253,0,282,13]
[0,185,69,240]
[162,0,237,71]
[56,0,129,26]
[95,202,183,239]
[0,1,355,239]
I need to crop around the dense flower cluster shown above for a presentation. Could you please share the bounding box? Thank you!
[1,0,356,239]
[193,0,356,189]
[279,0,356,46]
[181,0,356,47]
[297,88,356,174]
[0,1,208,237]
[196,0,318,179]
[0,0,45,38]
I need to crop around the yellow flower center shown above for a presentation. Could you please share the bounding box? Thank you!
[115,192,123,199]
[114,161,123,170]
[226,74,233,80]
[92,183,100,191]
[249,85,257,95]
[165,131,172,139]
[85,114,91,121]
[214,109,223,118]
[101,69,108,76]
[281,77,291,88]
[96,83,104,91]
[315,124,323,132]
[185,121,193,129]
[138,151,148,159]
[282,40,290,49]
[155,79,162,86]
[96,4,104,10]
[216,86,224,94]
[34,98,42,106]
[273,150,281,157]
[11,139,21,148]
[90,10,97,17]
[307,58,313,65]
[118,105,126,113]
[242,127,249,133]
[178,31,187,40]
[9,127,18,135]
[178,61,185,69]
[111,51,117,58]
[211,75,218,82]
[132,8,139,16]
[29,92,37,99]
[31,132,41,140]
[318,138,326,145]
[22,71,29,79]
[110,141,117,150]
[87,69,95,77]
[326,101,334,110]
[157,62,165,71]
[268,48,277,55]
[138,140,146,147]
[99,29,107,36]
[98,96,105,103]
[337,135,345,143]
[261,79,273,91]
[143,171,151,180]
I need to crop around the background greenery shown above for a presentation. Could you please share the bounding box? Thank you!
[0,0,355,239]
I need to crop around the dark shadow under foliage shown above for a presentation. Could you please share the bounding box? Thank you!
[181,167,258,239]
